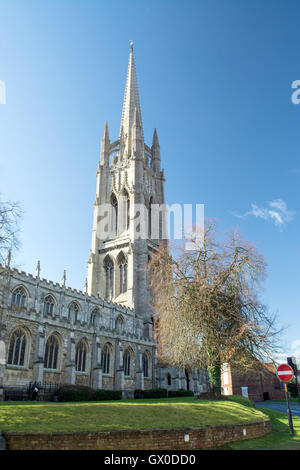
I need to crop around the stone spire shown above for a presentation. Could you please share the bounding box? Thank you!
[120,42,144,142]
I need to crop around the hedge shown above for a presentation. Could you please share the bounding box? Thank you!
[93,389,122,401]
[143,388,168,399]
[168,389,194,397]
[57,385,94,402]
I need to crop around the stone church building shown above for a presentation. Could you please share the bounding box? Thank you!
[0,45,209,397]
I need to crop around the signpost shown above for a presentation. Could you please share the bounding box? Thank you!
[277,364,294,436]
[287,356,300,407]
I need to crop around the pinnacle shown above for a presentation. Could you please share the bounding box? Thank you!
[102,120,110,141]
[152,128,160,148]
[120,44,144,141]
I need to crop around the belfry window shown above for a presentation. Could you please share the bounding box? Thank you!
[7,328,27,366]
[104,256,114,299]
[148,197,153,238]
[111,193,118,235]
[118,252,128,294]
[122,189,130,230]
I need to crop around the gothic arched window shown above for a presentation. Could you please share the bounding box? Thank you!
[101,344,111,374]
[75,340,87,372]
[44,295,55,315]
[68,302,80,323]
[44,335,59,370]
[90,308,99,327]
[123,349,131,376]
[118,252,128,294]
[7,328,27,366]
[122,189,130,230]
[111,193,118,235]
[115,315,124,334]
[11,286,26,308]
[143,352,149,378]
[104,256,114,299]
[166,373,172,386]
[148,196,153,238]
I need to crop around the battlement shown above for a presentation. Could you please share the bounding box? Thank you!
[0,264,134,314]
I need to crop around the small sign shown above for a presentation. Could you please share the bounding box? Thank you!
[277,364,294,383]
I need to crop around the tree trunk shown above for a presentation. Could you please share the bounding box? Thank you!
[208,363,222,396]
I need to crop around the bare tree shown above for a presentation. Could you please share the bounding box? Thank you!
[0,197,22,265]
[150,222,282,395]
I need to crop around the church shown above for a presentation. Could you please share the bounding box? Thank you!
[0,45,209,398]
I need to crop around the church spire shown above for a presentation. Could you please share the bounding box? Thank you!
[120,42,144,142]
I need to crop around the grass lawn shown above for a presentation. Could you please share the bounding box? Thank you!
[0,397,267,434]
[220,407,300,450]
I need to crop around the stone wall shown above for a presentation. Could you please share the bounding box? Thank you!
[3,419,271,450]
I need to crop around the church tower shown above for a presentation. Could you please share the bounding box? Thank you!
[87,43,166,325]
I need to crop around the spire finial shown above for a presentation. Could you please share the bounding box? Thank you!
[35,260,40,278]
[5,249,11,268]
[130,40,133,51]
[61,269,66,287]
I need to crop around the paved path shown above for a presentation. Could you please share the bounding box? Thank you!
[255,401,300,417]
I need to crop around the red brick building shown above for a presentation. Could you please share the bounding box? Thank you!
[221,362,285,402]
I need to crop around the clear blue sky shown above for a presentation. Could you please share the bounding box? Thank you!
[0,0,299,361]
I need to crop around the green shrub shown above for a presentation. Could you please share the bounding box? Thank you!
[57,385,94,402]
[167,389,194,398]
[287,382,299,398]
[176,389,194,397]
[143,388,168,399]
[93,389,122,401]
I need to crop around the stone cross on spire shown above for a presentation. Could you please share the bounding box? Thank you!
[120,42,144,142]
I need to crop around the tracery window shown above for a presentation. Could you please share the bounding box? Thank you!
[44,335,59,370]
[143,353,149,378]
[90,308,99,327]
[68,302,80,323]
[123,349,131,376]
[7,328,27,366]
[101,344,111,374]
[11,287,26,308]
[44,295,55,315]
[75,340,87,372]
[115,315,124,334]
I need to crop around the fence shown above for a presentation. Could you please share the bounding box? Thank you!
[4,382,60,401]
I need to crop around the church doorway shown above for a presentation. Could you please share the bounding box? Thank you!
[185,369,190,390]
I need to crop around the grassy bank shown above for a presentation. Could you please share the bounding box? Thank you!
[0,396,267,434]
[220,407,300,450]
